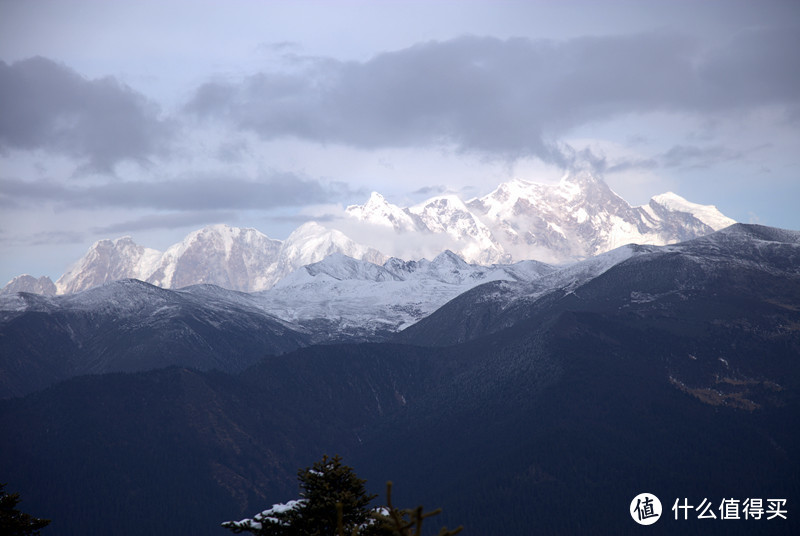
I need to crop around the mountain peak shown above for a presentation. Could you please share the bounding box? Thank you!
[55,236,162,295]
[366,191,387,204]
[279,222,387,277]
[6,176,737,296]
[84,235,138,251]
[431,249,469,268]
[346,191,391,213]
[112,235,137,245]
[346,192,418,232]
[296,252,399,283]
[560,169,598,182]
[650,192,735,231]
[0,274,57,296]
[195,223,237,235]
[559,168,605,187]
[413,193,468,211]
[178,223,271,253]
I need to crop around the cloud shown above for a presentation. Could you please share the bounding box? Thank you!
[329,215,466,262]
[264,212,337,226]
[29,230,86,246]
[660,144,744,169]
[0,230,86,247]
[697,25,800,110]
[0,172,356,211]
[606,158,659,174]
[185,28,799,166]
[412,185,447,196]
[0,56,171,172]
[91,211,239,235]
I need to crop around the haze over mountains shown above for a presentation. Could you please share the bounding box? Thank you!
[1,172,734,296]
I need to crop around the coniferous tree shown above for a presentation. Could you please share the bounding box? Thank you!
[221,455,461,536]
[369,482,462,536]
[0,483,51,536]
[222,455,376,535]
[295,455,377,536]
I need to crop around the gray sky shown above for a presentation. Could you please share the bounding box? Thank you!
[1,0,799,283]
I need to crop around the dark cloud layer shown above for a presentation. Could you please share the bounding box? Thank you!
[0,56,171,172]
[0,173,352,211]
[186,28,800,166]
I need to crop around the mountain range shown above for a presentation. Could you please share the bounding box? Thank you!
[2,171,734,296]
[15,219,785,399]
[0,248,570,397]
[1,224,798,535]
[7,166,797,535]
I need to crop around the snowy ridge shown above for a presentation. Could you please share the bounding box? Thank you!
[457,243,659,321]
[345,171,735,266]
[407,195,504,264]
[3,225,793,346]
[267,222,388,286]
[530,243,657,296]
[649,192,736,230]
[0,274,57,296]
[482,223,799,319]
[345,192,420,232]
[254,250,554,338]
[147,224,282,291]
[48,223,387,295]
[1,277,299,333]
[5,172,736,296]
[56,236,162,294]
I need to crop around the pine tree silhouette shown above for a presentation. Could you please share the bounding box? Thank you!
[295,455,376,536]
[221,455,462,536]
[222,455,375,535]
[0,483,51,536]
[368,481,462,536]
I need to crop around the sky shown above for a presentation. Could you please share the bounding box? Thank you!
[1,0,799,284]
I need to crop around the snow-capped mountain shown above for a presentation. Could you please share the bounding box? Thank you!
[253,250,554,339]
[47,223,386,295]
[4,224,798,536]
[408,194,505,264]
[647,191,736,230]
[0,274,57,296]
[146,224,282,291]
[266,222,387,286]
[399,223,799,347]
[3,172,735,295]
[55,236,162,294]
[343,170,735,265]
[345,192,422,232]
[53,226,279,294]
[0,278,309,398]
